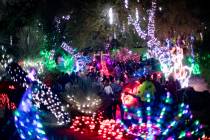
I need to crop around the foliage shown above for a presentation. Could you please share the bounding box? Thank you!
[16,20,48,61]
[194,31,210,86]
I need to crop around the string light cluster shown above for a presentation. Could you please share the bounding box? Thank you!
[40,49,74,73]
[70,112,103,134]
[121,80,141,107]
[7,62,30,88]
[67,90,204,139]
[126,0,192,87]
[7,62,71,125]
[128,15,147,40]
[67,95,101,114]
[0,45,13,69]
[112,48,140,62]
[70,112,125,139]
[147,0,158,48]
[70,116,96,134]
[100,60,110,77]
[0,93,16,110]
[21,59,44,75]
[133,67,148,78]
[74,55,92,72]
[98,119,125,139]
[31,80,71,125]
[14,88,47,140]
[60,42,75,55]
[119,90,204,139]
[188,56,201,75]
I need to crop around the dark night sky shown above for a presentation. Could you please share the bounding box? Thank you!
[0,0,210,34]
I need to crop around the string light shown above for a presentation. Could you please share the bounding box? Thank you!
[0,45,13,69]
[113,48,140,62]
[74,55,92,72]
[7,62,29,88]
[60,42,75,55]
[70,113,125,139]
[40,49,74,73]
[188,56,201,75]
[109,8,113,25]
[14,88,47,140]
[98,119,124,139]
[119,91,204,139]
[40,50,56,71]
[128,15,147,39]
[121,80,140,107]
[135,8,139,21]
[0,93,16,110]
[7,62,71,125]
[124,0,128,9]
[31,80,71,125]
[67,95,101,115]
[70,112,103,134]
[21,59,44,75]
[127,0,192,87]
[62,15,71,20]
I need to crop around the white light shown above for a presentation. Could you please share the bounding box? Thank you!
[127,0,192,88]
[125,0,128,9]
[135,8,139,21]
[109,8,113,25]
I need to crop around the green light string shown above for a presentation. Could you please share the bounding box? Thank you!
[156,92,172,128]
[177,120,204,139]
[40,49,74,73]
[40,50,56,71]
[187,56,201,75]
[162,103,191,136]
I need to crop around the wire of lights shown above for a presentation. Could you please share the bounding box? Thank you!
[21,59,44,75]
[14,88,47,140]
[119,91,204,139]
[0,45,13,69]
[7,63,71,125]
[67,95,101,114]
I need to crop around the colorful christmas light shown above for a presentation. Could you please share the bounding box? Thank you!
[98,119,124,139]
[21,59,44,75]
[0,93,16,110]
[74,55,92,72]
[40,50,56,71]
[31,80,71,125]
[67,95,101,114]
[121,80,140,107]
[60,42,75,55]
[112,48,140,62]
[40,49,74,73]
[0,45,13,69]
[14,88,47,140]
[7,63,71,125]
[127,0,193,88]
[119,90,204,139]
[70,112,103,134]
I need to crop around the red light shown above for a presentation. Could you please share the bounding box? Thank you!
[9,85,15,90]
